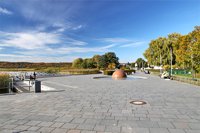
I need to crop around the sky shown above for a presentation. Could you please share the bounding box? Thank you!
[0,0,200,63]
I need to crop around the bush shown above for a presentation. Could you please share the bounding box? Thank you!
[66,69,100,75]
[45,68,59,74]
[0,74,10,93]
[103,70,115,75]
[163,65,170,70]
[124,69,136,75]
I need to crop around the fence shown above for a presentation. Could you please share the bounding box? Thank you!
[168,69,191,75]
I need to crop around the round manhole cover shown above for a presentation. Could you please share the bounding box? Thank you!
[130,100,147,105]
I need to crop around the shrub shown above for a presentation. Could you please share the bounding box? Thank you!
[163,65,170,70]
[0,74,10,93]
[124,69,136,75]
[45,68,59,74]
[103,70,115,75]
[66,69,100,75]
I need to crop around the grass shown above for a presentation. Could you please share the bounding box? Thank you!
[0,67,66,73]
[0,67,101,75]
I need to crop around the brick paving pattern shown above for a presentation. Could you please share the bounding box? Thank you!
[0,72,200,133]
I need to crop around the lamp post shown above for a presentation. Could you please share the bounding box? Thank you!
[160,54,162,74]
[170,46,173,76]
[191,54,194,79]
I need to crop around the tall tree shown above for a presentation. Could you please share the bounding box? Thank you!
[72,58,83,68]
[135,58,147,68]
[99,55,108,69]
[92,55,101,69]
[104,52,119,67]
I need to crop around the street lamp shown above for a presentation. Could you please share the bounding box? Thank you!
[170,46,173,76]
[191,54,194,79]
[160,54,162,74]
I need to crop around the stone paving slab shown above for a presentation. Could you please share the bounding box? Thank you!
[0,72,200,133]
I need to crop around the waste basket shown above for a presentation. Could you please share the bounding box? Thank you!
[35,80,41,93]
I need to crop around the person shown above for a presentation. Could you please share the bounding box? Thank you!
[30,75,33,80]
[33,72,36,80]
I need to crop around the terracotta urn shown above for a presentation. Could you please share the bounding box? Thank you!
[112,69,127,79]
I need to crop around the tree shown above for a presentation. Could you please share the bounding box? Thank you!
[144,26,200,75]
[99,55,108,69]
[81,58,95,69]
[104,52,119,67]
[98,52,119,69]
[92,55,101,69]
[72,58,83,68]
[144,33,181,67]
[187,26,200,73]
[135,58,147,68]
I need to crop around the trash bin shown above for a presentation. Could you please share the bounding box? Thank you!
[35,80,41,93]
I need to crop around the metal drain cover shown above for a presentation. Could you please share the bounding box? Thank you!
[130,100,147,105]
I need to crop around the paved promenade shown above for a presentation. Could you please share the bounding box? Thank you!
[0,73,200,133]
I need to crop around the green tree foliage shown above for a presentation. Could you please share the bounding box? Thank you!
[72,58,83,68]
[144,26,200,73]
[104,52,119,66]
[99,55,108,69]
[189,26,200,72]
[135,58,147,68]
[82,58,95,69]
[99,52,119,69]
[72,52,119,69]
[92,55,101,68]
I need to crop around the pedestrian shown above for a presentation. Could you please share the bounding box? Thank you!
[33,72,36,80]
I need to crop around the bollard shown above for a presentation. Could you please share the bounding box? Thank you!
[35,80,41,93]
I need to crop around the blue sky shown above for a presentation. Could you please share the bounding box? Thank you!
[0,0,200,63]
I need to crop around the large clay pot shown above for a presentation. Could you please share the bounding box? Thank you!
[112,69,127,79]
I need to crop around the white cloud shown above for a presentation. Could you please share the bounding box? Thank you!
[120,41,146,48]
[9,1,83,29]
[0,7,13,15]
[64,38,87,46]
[36,22,83,33]
[100,37,146,48]
[100,38,130,43]
[0,31,61,49]
[16,44,114,56]
[0,54,30,58]
[0,54,78,62]
[73,25,83,30]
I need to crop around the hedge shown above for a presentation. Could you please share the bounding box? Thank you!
[0,74,10,93]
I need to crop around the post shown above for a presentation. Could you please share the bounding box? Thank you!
[191,55,194,79]
[35,80,41,93]
[142,61,144,69]
[170,47,173,76]
[29,80,30,91]
[11,78,13,90]
[160,54,162,74]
